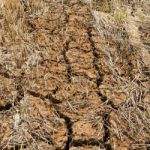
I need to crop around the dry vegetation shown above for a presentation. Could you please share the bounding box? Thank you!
[0,0,150,150]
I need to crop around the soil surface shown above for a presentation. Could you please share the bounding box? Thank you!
[0,0,150,150]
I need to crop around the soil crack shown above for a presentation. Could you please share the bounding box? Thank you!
[87,26,104,87]
[87,26,114,149]
[27,90,73,150]
[97,92,118,110]
[72,139,104,148]
[62,37,74,83]
[102,112,112,150]
[0,76,24,111]
[57,110,73,150]
[27,90,62,104]
[0,103,12,111]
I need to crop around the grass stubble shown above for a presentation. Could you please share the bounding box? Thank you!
[84,0,150,149]
[0,0,150,149]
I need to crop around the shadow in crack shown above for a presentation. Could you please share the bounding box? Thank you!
[27,90,73,150]
[0,103,12,111]
[72,139,104,147]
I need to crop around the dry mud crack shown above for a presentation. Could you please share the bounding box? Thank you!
[0,0,150,150]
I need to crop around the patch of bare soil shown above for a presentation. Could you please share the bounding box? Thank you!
[0,0,150,150]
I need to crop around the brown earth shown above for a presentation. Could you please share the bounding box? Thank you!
[0,0,150,150]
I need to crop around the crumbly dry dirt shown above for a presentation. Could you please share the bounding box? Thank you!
[0,0,150,150]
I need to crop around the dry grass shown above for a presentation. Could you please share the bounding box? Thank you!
[83,0,150,147]
[0,0,150,149]
[0,1,59,149]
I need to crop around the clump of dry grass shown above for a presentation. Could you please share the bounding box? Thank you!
[0,0,52,73]
[0,1,56,149]
[0,0,25,43]
[0,0,26,72]
[84,0,150,146]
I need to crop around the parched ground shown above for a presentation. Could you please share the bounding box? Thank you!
[0,0,150,150]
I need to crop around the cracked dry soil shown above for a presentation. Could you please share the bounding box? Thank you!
[0,0,150,150]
